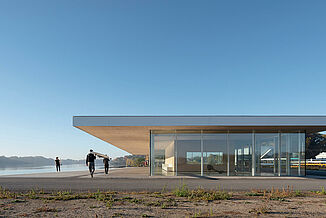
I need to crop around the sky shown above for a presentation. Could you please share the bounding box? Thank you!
[0,0,326,160]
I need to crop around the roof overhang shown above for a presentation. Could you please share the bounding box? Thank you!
[73,116,326,155]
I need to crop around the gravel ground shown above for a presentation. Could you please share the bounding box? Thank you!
[1,187,326,217]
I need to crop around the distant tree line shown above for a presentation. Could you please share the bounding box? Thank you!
[125,156,146,167]
[0,155,147,168]
[0,156,84,168]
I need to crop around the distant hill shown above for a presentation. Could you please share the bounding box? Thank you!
[0,156,83,168]
[0,154,145,168]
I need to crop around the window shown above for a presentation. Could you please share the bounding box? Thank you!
[186,152,223,164]
[186,152,201,164]
[204,152,223,164]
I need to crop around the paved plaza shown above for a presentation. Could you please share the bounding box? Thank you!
[1,167,325,192]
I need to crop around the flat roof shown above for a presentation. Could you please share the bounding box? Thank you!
[73,115,326,155]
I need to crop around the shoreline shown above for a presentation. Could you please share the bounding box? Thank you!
[0,166,122,177]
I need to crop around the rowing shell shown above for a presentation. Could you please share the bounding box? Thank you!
[91,152,109,159]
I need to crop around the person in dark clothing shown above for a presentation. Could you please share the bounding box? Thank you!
[86,149,96,178]
[55,157,61,172]
[103,156,110,174]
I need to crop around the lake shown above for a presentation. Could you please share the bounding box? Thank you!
[0,164,107,176]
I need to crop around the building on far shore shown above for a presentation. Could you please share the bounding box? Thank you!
[73,115,326,177]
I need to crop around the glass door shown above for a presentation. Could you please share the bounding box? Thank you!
[229,133,253,176]
[255,133,279,176]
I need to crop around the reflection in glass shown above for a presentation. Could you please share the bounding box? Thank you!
[176,134,201,175]
[281,133,305,176]
[255,133,279,176]
[186,152,201,164]
[151,131,305,177]
[203,133,227,176]
[229,133,252,176]
[151,134,176,176]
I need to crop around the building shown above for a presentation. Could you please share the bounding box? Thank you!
[315,152,326,159]
[73,115,326,177]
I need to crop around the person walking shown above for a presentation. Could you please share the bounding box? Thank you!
[103,156,110,174]
[55,157,61,172]
[86,149,96,178]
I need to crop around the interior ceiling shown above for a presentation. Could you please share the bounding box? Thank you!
[75,125,326,155]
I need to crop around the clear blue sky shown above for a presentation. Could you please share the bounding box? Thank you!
[1,0,326,159]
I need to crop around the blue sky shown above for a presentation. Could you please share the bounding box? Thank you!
[0,0,326,159]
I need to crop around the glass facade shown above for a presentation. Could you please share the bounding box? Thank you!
[203,132,227,176]
[229,133,253,176]
[150,130,305,176]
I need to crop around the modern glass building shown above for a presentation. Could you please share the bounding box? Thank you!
[73,116,326,177]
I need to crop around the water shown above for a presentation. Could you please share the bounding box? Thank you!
[0,164,106,176]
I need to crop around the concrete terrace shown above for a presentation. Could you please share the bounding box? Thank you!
[1,167,326,192]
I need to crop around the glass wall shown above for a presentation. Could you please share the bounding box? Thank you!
[280,133,305,176]
[176,132,201,176]
[151,133,176,176]
[229,133,253,176]
[203,132,227,176]
[255,133,279,176]
[150,130,305,176]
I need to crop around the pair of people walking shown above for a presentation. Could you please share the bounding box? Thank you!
[86,149,110,178]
